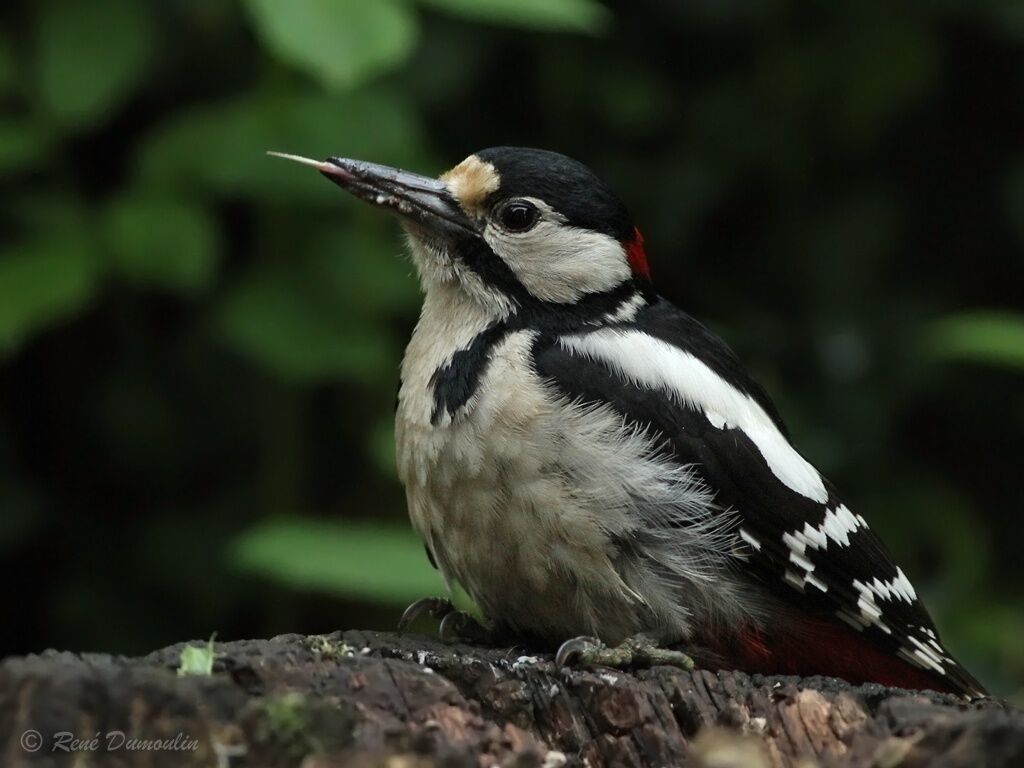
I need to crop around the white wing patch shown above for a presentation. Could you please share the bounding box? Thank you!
[822,505,868,547]
[558,330,829,503]
[777,505,957,683]
[780,529,831,594]
[854,569,918,606]
[849,570,918,635]
[778,503,882,603]
[784,567,828,593]
[782,504,867,556]
[895,626,971,684]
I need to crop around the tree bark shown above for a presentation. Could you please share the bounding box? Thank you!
[1,630,1020,767]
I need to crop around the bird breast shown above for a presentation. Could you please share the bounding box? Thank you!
[394,288,716,643]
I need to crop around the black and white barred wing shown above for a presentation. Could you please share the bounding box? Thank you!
[531,314,984,697]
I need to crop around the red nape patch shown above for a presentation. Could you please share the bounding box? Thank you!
[731,616,958,694]
[625,226,650,281]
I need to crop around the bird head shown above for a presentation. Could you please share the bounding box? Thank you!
[270,147,649,318]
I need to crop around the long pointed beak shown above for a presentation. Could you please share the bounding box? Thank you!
[268,151,477,238]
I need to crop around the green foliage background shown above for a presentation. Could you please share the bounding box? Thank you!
[1,1,1021,697]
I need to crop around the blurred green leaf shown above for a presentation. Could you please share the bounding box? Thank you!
[420,0,610,33]
[6,191,89,234]
[244,0,417,90]
[139,90,427,202]
[0,238,102,356]
[103,196,220,293]
[177,634,217,676]
[924,312,1024,370]
[231,519,442,604]
[0,119,50,175]
[35,0,155,127]
[218,263,396,383]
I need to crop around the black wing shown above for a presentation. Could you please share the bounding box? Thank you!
[531,298,984,696]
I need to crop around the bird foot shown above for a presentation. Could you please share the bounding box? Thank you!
[555,634,695,671]
[397,596,491,644]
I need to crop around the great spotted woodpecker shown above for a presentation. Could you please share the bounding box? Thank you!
[271,147,986,697]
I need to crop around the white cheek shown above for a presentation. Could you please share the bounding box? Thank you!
[485,221,631,303]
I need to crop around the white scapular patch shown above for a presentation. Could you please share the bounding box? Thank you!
[558,329,829,503]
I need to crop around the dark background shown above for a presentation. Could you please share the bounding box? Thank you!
[1,0,1021,699]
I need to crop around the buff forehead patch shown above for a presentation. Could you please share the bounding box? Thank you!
[439,155,500,216]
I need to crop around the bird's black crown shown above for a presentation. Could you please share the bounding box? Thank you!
[476,147,635,243]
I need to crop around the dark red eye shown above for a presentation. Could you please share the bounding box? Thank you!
[497,200,539,232]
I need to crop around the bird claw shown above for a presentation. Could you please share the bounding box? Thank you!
[398,597,456,633]
[555,634,694,671]
[555,635,602,668]
[398,596,491,644]
[438,610,491,644]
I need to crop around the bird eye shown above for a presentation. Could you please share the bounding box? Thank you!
[497,200,539,233]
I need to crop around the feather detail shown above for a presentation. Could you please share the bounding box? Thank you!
[731,616,965,694]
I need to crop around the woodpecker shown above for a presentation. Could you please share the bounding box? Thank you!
[270,147,985,697]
